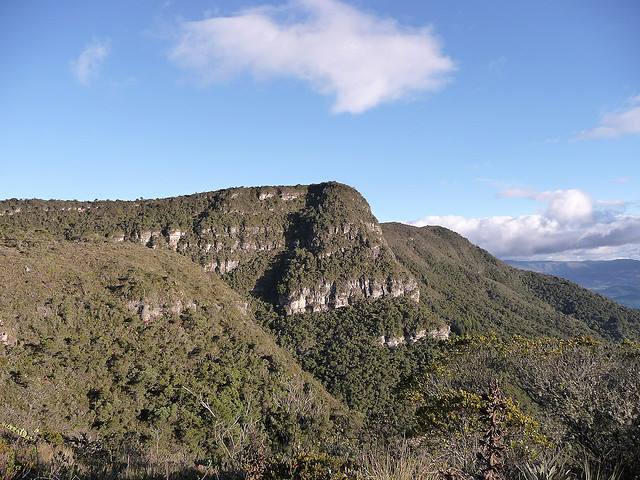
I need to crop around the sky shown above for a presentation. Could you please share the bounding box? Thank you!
[1,0,639,260]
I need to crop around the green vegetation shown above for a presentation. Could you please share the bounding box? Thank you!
[0,238,351,478]
[2,183,640,479]
[404,334,640,478]
[506,259,640,309]
[382,222,640,339]
[0,183,411,313]
[256,298,443,437]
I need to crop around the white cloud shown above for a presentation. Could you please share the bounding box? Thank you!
[498,188,593,224]
[169,0,455,113]
[70,39,111,86]
[577,95,640,140]
[409,188,640,260]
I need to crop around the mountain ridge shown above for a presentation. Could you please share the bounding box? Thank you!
[3,182,639,340]
[0,182,419,316]
[381,222,640,339]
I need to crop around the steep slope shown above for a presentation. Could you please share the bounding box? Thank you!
[0,237,351,465]
[256,297,445,437]
[382,223,640,339]
[507,259,640,308]
[0,182,418,315]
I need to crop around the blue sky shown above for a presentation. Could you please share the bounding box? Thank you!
[1,0,639,259]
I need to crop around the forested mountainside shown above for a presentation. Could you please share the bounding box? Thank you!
[2,182,640,479]
[0,239,351,467]
[0,182,417,316]
[382,222,640,340]
[508,259,640,309]
[2,182,637,340]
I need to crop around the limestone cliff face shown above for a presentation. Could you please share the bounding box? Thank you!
[378,324,451,348]
[281,275,420,315]
[0,182,419,314]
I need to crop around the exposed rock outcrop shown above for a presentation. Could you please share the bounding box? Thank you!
[126,299,197,323]
[429,324,451,341]
[281,276,420,315]
[379,335,406,348]
[1,330,17,347]
[167,230,184,250]
[379,324,450,348]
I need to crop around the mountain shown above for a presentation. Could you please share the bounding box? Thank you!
[0,238,350,468]
[0,182,417,316]
[382,223,640,339]
[2,182,640,478]
[507,259,640,309]
[3,182,638,340]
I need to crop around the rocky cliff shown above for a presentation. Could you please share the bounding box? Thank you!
[0,182,419,314]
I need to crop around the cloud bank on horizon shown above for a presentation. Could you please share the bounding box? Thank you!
[169,0,455,113]
[410,188,640,261]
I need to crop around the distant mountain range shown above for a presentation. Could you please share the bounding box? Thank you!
[506,259,640,309]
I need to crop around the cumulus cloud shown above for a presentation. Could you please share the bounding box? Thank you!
[70,39,111,85]
[499,188,593,224]
[169,0,455,113]
[577,95,640,140]
[409,188,640,260]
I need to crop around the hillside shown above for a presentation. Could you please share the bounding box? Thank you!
[3,183,638,341]
[381,223,640,339]
[2,184,640,478]
[0,182,418,316]
[0,237,351,473]
[507,259,640,309]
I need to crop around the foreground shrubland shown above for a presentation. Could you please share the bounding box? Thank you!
[3,335,638,479]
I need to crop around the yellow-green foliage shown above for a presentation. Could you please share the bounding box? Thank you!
[1,423,36,442]
[0,238,348,469]
[413,387,548,450]
[408,334,640,474]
